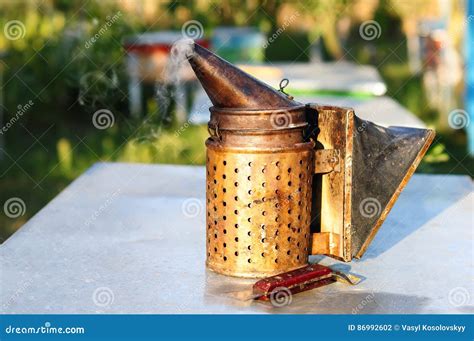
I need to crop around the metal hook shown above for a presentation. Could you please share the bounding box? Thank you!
[208,123,221,140]
[279,78,293,100]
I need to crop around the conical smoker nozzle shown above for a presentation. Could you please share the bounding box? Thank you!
[187,43,300,109]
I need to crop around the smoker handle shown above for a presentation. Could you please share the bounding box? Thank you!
[310,147,342,257]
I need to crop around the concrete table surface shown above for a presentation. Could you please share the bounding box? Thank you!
[1,163,473,314]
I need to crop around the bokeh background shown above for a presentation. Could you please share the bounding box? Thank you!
[0,0,472,241]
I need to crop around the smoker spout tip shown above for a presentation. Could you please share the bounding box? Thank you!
[170,38,195,60]
[180,38,195,59]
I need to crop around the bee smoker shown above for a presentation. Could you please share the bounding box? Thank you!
[187,43,435,280]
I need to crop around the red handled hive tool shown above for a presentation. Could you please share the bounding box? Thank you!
[253,264,360,304]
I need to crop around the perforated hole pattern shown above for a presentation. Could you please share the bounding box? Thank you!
[206,147,314,278]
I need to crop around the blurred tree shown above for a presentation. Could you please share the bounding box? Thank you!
[294,0,352,59]
[388,0,438,74]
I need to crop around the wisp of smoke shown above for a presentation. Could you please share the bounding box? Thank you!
[166,38,195,84]
[134,38,195,143]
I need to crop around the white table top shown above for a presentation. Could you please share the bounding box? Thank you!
[239,61,387,95]
[1,163,472,314]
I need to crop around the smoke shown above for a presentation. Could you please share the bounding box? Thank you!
[135,39,195,143]
[154,38,195,117]
[166,38,195,84]
[173,38,195,59]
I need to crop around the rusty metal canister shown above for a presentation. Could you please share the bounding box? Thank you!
[205,105,315,278]
[189,43,435,276]
[186,43,318,278]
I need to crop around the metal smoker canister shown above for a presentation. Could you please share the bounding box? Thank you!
[186,43,316,278]
[189,43,435,276]
[206,105,315,278]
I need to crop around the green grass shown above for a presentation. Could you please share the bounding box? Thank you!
[0,121,208,241]
[378,63,473,176]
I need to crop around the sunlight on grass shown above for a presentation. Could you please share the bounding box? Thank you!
[118,125,208,165]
